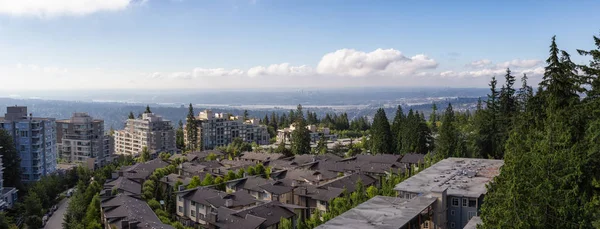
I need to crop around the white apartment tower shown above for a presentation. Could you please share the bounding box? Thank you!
[185,110,269,150]
[56,113,112,169]
[114,113,176,157]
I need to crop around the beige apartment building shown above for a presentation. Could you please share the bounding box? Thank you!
[56,113,112,168]
[184,110,270,150]
[114,113,176,157]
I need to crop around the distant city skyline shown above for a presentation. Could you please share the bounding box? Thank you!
[1,0,599,90]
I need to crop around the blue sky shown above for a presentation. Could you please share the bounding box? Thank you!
[0,0,599,90]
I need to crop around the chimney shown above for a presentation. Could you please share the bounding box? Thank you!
[291,181,297,188]
[208,212,218,223]
[121,220,129,229]
[224,198,233,207]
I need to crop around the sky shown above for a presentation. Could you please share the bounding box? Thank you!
[0,0,599,91]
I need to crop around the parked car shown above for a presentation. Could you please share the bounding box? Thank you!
[52,205,58,212]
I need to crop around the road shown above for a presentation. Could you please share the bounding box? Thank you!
[44,198,70,229]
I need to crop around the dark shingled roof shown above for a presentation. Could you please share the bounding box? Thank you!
[318,173,377,193]
[240,152,284,162]
[159,174,192,187]
[212,201,296,229]
[293,185,345,202]
[226,176,271,192]
[400,153,426,164]
[104,177,142,195]
[101,194,174,229]
[177,187,259,208]
[274,169,338,184]
[120,159,170,180]
[352,154,402,164]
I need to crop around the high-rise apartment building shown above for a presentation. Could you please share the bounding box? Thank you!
[184,110,270,150]
[114,113,176,157]
[56,113,112,169]
[0,106,57,182]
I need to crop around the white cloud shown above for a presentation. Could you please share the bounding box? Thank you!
[0,0,137,17]
[316,48,437,77]
[496,59,542,69]
[468,59,492,68]
[169,72,192,79]
[193,68,244,78]
[247,63,313,77]
[440,67,544,79]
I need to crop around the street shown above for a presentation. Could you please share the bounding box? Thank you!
[44,198,70,229]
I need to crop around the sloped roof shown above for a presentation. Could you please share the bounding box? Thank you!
[159,173,192,187]
[104,177,142,195]
[178,187,259,208]
[101,194,174,229]
[318,173,377,193]
[400,153,426,164]
[240,152,284,162]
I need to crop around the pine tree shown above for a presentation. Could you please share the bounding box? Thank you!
[578,33,600,99]
[291,118,311,155]
[185,103,198,151]
[369,108,392,154]
[128,111,135,119]
[144,105,152,114]
[141,146,150,162]
[0,130,23,190]
[176,120,185,149]
[516,73,533,112]
[391,105,405,153]
[435,103,458,159]
[243,110,249,121]
[316,135,328,154]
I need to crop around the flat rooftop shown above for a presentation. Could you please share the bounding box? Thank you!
[394,157,503,198]
[315,195,436,229]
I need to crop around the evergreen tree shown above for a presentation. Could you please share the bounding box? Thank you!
[185,103,198,151]
[481,35,598,228]
[578,33,600,99]
[144,105,152,114]
[430,103,439,132]
[369,108,392,154]
[276,140,293,157]
[517,73,533,112]
[243,110,249,121]
[436,103,458,159]
[316,135,328,154]
[84,194,101,226]
[128,111,135,119]
[291,118,311,155]
[187,176,201,189]
[391,105,405,153]
[201,174,215,186]
[140,146,150,162]
[0,130,23,190]
[176,120,185,150]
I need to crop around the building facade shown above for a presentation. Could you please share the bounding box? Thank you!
[185,110,270,150]
[0,106,57,182]
[56,113,112,168]
[277,124,338,143]
[114,113,176,157]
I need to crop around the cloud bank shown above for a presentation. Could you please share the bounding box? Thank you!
[0,0,139,17]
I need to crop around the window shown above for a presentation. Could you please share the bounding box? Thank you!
[191,201,195,206]
[450,222,455,228]
[178,206,183,213]
[198,213,205,220]
[424,221,429,228]
[198,204,204,209]
[404,193,410,199]
[191,210,196,218]
[468,211,477,220]
[462,198,468,207]
[469,198,477,207]
[19,131,28,137]
[178,196,182,201]
[450,210,455,216]
[452,198,459,207]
